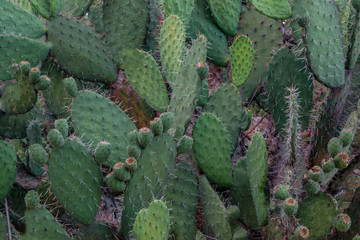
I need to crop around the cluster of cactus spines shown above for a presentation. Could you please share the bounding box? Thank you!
[2,0,360,239]
[193,112,232,187]
[231,132,269,230]
[132,199,170,240]
[230,35,255,87]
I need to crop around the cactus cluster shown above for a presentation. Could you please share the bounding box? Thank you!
[1,0,360,239]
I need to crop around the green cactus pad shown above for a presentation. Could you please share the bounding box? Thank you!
[250,0,292,20]
[160,112,174,132]
[22,193,70,240]
[48,137,103,225]
[334,213,352,232]
[238,6,282,100]
[193,113,232,187]
[62,77,77,98]
[28,144,48,164]
[231,35,255,86]
[0,34,50,80]
[0,0,46,38]
[203,84,250,153]
[274,184,290,200]
[1,63,38,114]
[0,141,17,201]
[123,49,169,112]
[297,192,338,240]
[168,35,207,134]
[208,0,242,36]
[265,47,313,136]
[188,0,229,66]
[164,162,198,239]
[164,0,194,26]
[9,0,34,13]
[60,0,93,17]
[138,127,153,149]
[103,0,149,67]
[29,0,64,19]
[150,117,163,136]
[133,200,171,240]
[94,141,111,164]
[297,0,345,88]
[159,14,185,87]
[71,90,137,167]
[338,188,360,239]
[305,179,321,194]
[121,133,177,237]
[54,118,68,138]
[199,175,232,240]
[328,137,343,158]
[47,15,117,84]
[47,129,65,148]
[231,132,269,230]
[168,43,206,130]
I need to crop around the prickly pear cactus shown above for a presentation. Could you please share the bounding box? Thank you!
[0,140,17,201]
[250,0,292,20]
[193,112,232,187]
[71,90,137,167]
[231,132,269,230]
[133,200,171,240]
[47,136,103,224]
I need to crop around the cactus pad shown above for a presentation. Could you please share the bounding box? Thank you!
[297,192,338,240]
[193,112,232,187]
[231,35,255,87]
[231,132,269,230]
[250,0,291,20]
[48,137,103,224]
[47,15,117,84]
[0,140,17,201]
[71,90,137,167]
[123,49,169,112]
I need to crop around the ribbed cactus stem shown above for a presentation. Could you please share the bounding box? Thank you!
[283,87,306,194]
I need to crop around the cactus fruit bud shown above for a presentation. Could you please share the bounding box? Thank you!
[150,117,163,135]
[334,213,351,232]
[328,138,342,158]
[54,119,69,138]
[113,162,131,181]
[47,129,65,148]
[105,172,126,192]
[284,197,298,216]
[177,135,194,154]
[126,144,141,159]
[138,127,153,149]
[295,225,310,239]
[308,166,324,182]
[227,205,240,223]
[25,190,40,208]
[322,158,335,173]
[333,152,349,169]
[63,77,78,97]
[340,129,354,147]
[29,67,41,83]
[274,184,290,200]
[159,112,174,132]
[28,144,48,164]
[128,130,139,145]
[20,61,31,73]
[95,141,112,164]
[196,62,209,80]
[35,75,52,90]
[125,157,137,171]
[305,179,320,195]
